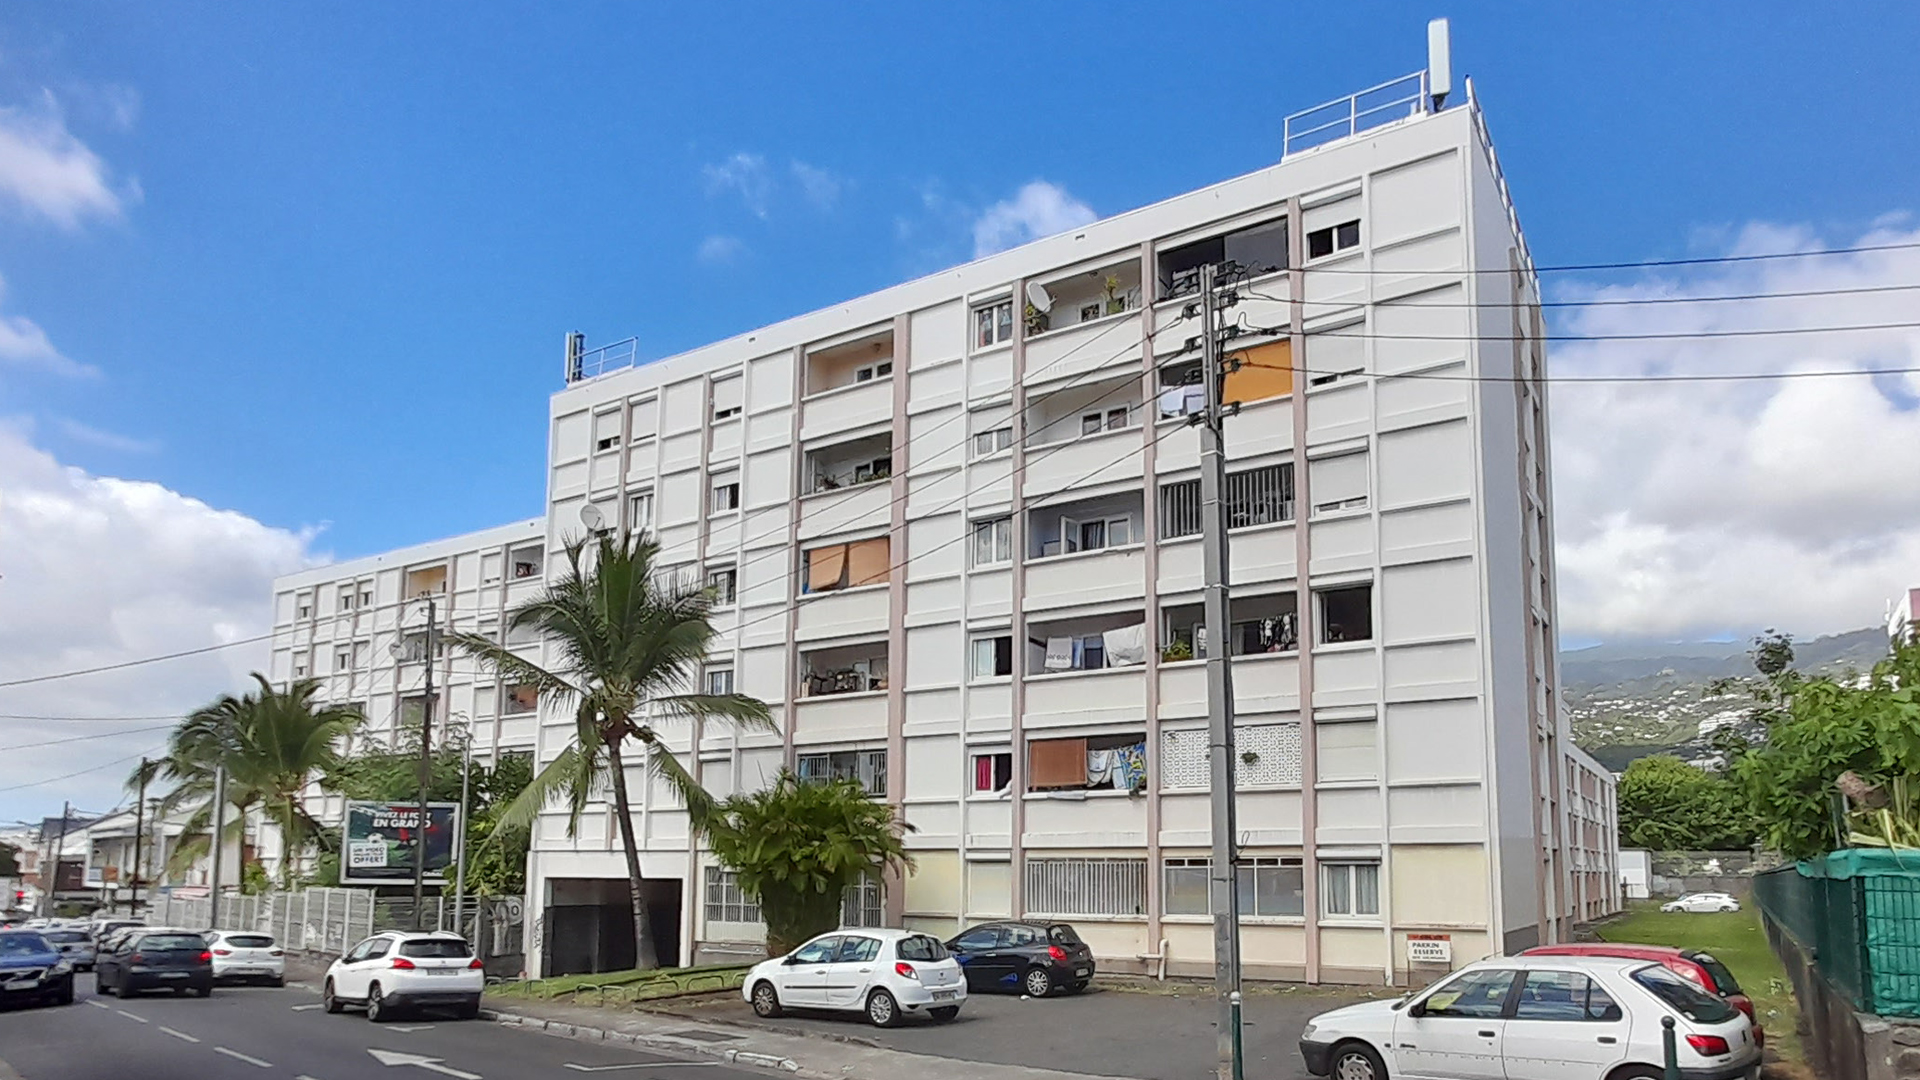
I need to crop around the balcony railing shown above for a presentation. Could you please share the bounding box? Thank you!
[1283,71,1429,157]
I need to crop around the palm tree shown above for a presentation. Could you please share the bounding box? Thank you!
[139,676,362,887]
[450,532,773,970]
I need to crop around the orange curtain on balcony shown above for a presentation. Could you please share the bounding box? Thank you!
[1224,339,1292,405]
[1028,736,1089,790]
[847,537,891,587]
[807,545,848,592]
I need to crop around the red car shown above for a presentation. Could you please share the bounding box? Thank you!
[1522,942,1763,1046]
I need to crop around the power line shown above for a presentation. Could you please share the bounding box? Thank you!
[1296,238,1920,275]
[0,725,174,752]
[1265,282,1920,309]
[0,713,186,724]
[1232,318,1920,343]
[0,746,164,795]
[0,630,285,690]
[1238,359,1920,385]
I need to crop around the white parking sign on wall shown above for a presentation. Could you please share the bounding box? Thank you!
[1407,934,1451,964]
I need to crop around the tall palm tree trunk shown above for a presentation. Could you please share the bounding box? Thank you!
[605,739,658,969]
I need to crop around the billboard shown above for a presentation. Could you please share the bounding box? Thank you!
[340,801,460,886]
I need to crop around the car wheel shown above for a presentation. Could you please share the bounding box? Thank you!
[97,975,115,998]
[56,978,74,1006]
[1023,967,1054,998]
[1330,1041,1387,1080]
[365,983,388,1022]
[930,1005,959,1023]
[750,981,783,1019]
[323,978,343,1014]
[268,976,285,988]
[195,985,212,999]
[456,998,481,1021]
[866,988,901,1028]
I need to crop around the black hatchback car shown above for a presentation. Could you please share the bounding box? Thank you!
[96,930,213,998]
[945,921,1095,997]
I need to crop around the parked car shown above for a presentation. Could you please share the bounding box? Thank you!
[204,930,286,986]
[1299,955,1759,1080]
[0,930,75,1008]
[95,929,214,998]
[945,920,1095,997]
[1523,942,1763,1046]
[323,931,483,1021]
[89,918,143,945]
[1662,892,1740,913]
[743,928,965,1027]
[39,928,96,972]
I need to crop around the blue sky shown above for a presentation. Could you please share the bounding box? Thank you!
[6,1,1918,557]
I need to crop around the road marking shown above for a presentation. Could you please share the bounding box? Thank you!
[385,1024,436,1032]
[564,1065,718,1072]
[213,1047,273,1068]
[86,1000,109,1009]
[367,1048,482,1079]
[115,1009,148,1023]
[291,1003,324,1011]
[159,1027,201,1043]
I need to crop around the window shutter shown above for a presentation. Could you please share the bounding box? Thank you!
[711,374,744,415]
[1027,737,1088,789]
[1310,452,1369,511]
[807,545,848,592]
[846,537,891,586]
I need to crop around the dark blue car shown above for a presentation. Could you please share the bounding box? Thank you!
[0,930,75,1009]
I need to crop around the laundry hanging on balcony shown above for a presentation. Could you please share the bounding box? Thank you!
[1043,637,1073,671]
[1102,623,1147,667]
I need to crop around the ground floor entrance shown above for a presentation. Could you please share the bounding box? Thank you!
[541,876,682,977]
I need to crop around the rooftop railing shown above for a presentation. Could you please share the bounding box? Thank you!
[1282,70,1429,158]
[566,336,639,384]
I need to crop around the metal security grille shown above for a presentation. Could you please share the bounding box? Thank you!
[1025,858,1147,916]
[704,866,762,924]
[1161,724,1303,790]
[797,749,888,795]
[1159,464,1294,539]
[841,873,884,927]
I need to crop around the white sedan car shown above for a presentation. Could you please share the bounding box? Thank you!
[204,930,286,985]
[1300,954,1759,1080]
[744,928,966,1027]
[1663,892,1741,913]
[322,930,484,1021]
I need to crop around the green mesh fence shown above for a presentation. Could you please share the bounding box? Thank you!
[1755,852,1920,1017]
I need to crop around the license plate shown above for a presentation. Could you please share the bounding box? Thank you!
[1075,968,1090,976]
[424,968,461,976]
[159,972,189,979]
[932,990,956,1001]
[4,979,36,991]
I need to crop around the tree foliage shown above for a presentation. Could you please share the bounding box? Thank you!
[1616,755,1755,850]
[1733,636,1920,860]
[706,772,913,957]
[449,532,773,968]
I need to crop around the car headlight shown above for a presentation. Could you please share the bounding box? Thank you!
[1301,1023,1317,1040]
[51,960,71,975]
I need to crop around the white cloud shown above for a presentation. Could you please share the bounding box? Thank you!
[1548,220,1920,641]
[0,90,134,229]
[0,421,321,819]
[971,181,1097,258]
[702,152,772,219]
[55,417,158,454]
[789,160,844,210]
[696,235,744,265]
[0,273,94,378]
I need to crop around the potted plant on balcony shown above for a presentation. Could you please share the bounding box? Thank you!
[1161,640,1193,663]
[1104,274,1126,316]
[1024,302,1049,336]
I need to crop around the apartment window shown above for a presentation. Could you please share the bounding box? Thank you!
[1310,452,1369,515]
[627,491,654,532]
[854,360,894,382]
[1163,857,1305,917]
[1028,733,1146,792]
[973,426,1013,457]
[595,435,618,452]
[971,517,1012,567]
[1025,857,1147,917]
[711,374,744,421]
[296,602,312,619]
[704,666,734,696]
[338,587,355,612]
[1079,406,1132,436]
[969,634,1013,680]
[1063,514,1132,553]
[1323,862,1381,917]
[1318,584,1373,644]
[1159,464,1294,539]
[292,653,309,678]
[706,566,737,605]
[360,588,373,608]
[803,537,889,593]
[629,397,658,442]
[334,648,352,670]
[710,477,741,513]
[841,872,884,928]
[796,749,887,796]
[1307,219,1361,260]
[502,683,538,715]
[1158,219,1289,296]
[972,751,1013,793]
[973,300,1014,348]
[703,866,761,924]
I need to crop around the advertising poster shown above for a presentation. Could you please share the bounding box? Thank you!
[340,801,459,886]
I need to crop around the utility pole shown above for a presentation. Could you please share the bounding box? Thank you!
[452,717,473,941]
[209,766,227,925]
[1198,261,1246,1080]
[412,594,437,930]
[43,801,72,917]
[131,760,148,915]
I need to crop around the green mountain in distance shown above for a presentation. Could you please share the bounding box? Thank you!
[1561,627,1890,773]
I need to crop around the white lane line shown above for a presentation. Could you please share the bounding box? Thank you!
[290,1003,323,1011]
[158,1026,201,1043]
[213,1046,274,1068]
[564,1064,719,1072]
[115,1009,149,1023]
[86,999,110,1009]
[296,1076,324,1080]
[384,1024,435,1032]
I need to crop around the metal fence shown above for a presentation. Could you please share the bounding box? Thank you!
[149,888,505,957]
[1755,863,1920,1016]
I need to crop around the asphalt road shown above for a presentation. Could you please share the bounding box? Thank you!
[0,973,751,1080]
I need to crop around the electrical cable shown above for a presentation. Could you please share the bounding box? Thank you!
[0,630,289,690]
[0,747,166,795]
[1294,238,1920,275]
[1251,282,1920,310]
[0,713,188,724]
[0,725,175,752]
[1235,359,1920,385]
[1230,317,1920,343]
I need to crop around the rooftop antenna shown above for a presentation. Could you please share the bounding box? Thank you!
[1427,18,1453,110]
[564,331,586,384]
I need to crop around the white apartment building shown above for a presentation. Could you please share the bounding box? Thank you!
[513,67,1619,983]
[269,518,549,839]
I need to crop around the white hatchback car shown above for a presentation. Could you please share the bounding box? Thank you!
[322,931,484,1021]
[204,930,286,985]
[1662,892,1741,913]
[1300,954,1759,1080]
[744,928,966,1027]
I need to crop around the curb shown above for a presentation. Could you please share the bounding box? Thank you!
[482,1008,803,1074]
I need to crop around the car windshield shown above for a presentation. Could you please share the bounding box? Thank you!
[1047,925,1082,945]
[139,934,208,952]
[0,933,50,956]
[223,935,275,949]
[399,940,472,958]
[1688,953,1742,996]
[45,931,88,944]
[896,935,950,962]
[1633,965,1739,1023]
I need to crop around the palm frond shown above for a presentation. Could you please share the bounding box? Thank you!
[645,740,718,832]
[487,745,590,838]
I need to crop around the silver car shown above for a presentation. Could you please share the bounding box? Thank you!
[40,928,96,971]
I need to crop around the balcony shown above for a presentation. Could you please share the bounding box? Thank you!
[802,328,895,440]
[1160,592,1299,663]
[1022,376,1144,499]
[1024,491,1145,610]
[799,641,889,698]
[1023,258,1144,387]
[405,564,448,599]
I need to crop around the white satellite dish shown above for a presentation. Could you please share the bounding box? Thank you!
[1025,281,1053,313]
[579,503,607,531]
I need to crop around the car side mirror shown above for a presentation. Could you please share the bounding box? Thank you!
[1407,1000,1427,1018]
[782,954,802,965]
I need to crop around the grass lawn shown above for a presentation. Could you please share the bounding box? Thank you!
[1593,901,1800,1063]
[486,963,747,1001]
